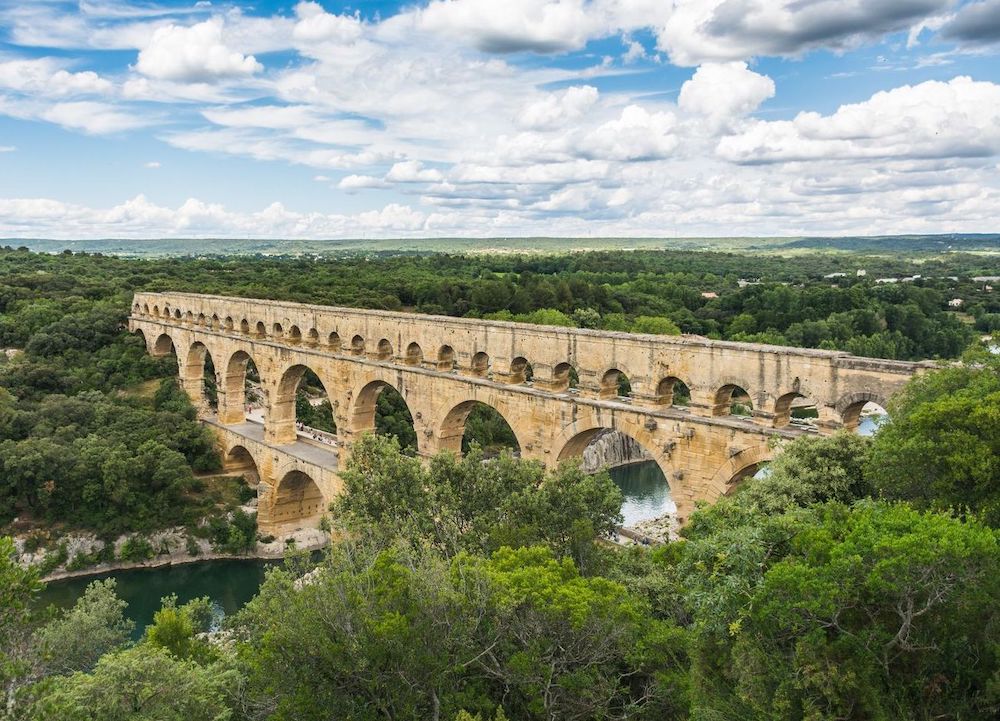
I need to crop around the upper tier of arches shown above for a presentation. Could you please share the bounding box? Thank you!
[132,293,917,432]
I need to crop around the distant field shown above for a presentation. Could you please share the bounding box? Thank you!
[5,234,998,258]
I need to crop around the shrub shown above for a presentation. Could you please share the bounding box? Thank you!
[118,536,154,563]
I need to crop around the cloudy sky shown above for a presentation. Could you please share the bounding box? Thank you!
[1,0,999,240]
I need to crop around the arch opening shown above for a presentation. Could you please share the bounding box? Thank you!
[351,335,365,355]
[724,462,769,494]
[470,351,490,377]
[142,303,150,315]
[152,305,159,316]
[271,364,336,445]
[222,351,262,425]
[558,428,675,534]
[306,328,319,346]
[845,400,888,436]
[508,356,531,384]
[715,383,753,418]
[254,321,266,338]
[437,345,456,371]
[405,342,423,366]
[288,325,302,345]
[272,470,324,526]
[210,313,220,329]
[350,380,416,452]
[439,400,520,457]
[656,376,691,407]
[184,342,218,412]
[272,322,284,339]
[551,362,578,392]
[774,392,819,429]
[375,338,393,360]
[328,332,342,351]
[174,309,182,320]
[600,368,632,399]
[151,332,176,358]
[224,445,261,488]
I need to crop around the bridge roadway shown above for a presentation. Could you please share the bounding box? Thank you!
[130,291,929,531]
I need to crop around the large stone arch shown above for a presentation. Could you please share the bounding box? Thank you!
[436,398,527,456]
[222,444,261,486]
[149,331,177,358]
[706,443,774,499]
[267,362,335,445]
[218,349,265,425]
[554,417,682,519]
[268,469,325,528]
[181,340,221,410]
[343,374,420,453]
[835,391,889,431]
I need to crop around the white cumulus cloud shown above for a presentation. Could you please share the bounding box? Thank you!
[135,17,262,82]
[678,62,775,129]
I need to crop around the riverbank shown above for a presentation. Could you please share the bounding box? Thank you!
[16,525,330,583]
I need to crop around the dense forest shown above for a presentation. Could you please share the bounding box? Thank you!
[0,246,998,719]
[2,352,999,720]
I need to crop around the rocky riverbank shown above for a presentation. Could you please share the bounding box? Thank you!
[14,521,330,583]
[615,512,679,545]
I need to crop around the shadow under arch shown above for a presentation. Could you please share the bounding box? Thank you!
[223,444,261,486]
[271,470,324,527]
[438,399,522,456]
[348,378,417,452]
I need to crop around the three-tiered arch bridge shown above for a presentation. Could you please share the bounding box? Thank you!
[130,292,930,533]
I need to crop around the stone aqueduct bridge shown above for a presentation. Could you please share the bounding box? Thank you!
[130,291,930,533]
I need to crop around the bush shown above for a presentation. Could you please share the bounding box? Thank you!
[118,537,154,563]
[207,510,257,554]
[37,543,69,575]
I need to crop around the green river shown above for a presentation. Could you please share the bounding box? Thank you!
[37,461,674,635]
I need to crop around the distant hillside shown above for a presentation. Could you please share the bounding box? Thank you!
[3,234,998,258]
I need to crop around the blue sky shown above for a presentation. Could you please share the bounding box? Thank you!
[1,0,999,239]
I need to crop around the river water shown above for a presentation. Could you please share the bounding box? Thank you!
[36,558,275,639]
[608,460,676,527]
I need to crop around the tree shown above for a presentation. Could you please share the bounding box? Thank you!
[868,360,1000,525]
[233,543,480,721]
[1,536,42,711]
[728,432,874,516]
[28,646,238,721]
[459,546,688,721]
[631,316,681,335]
[33,579,133,677]
[681,502,1000,721]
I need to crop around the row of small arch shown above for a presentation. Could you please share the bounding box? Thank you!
[137,309,887,428]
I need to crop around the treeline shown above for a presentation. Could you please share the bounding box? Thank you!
[2,355,999,720]
[3,246,995,360]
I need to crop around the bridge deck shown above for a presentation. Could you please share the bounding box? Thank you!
[202,416,341,471]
